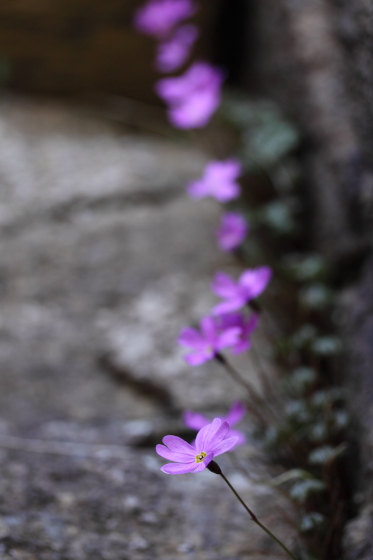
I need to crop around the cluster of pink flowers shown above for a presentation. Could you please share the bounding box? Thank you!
[134,0,224,129]
[134,0,273,473]
[156,62,224,128]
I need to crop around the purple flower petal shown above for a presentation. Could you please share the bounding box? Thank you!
[184,350,213,366]
[134,0,197,38]
[220,312,258,355]
[231,339,250,354]
[195,419,231,453]
[156,444,196,462]
[212,298,247,315]
[216,212,248,251]
[212,268,271,316]
[217,326,241,349]
[187,178,209,199]
[209,435,239,457]
[195,418,222,452]
[168,87,221,129]
[211,272,239,299]
[179,317,223,365]
[183,410,210,431]
[159,62,221,103]
[156,62,224,129]
[233,339,251,354]
[247,312,259,331]
[224,401,246,426]
[161,461,198,474]
[206,420,230,450]
[240,266,272,299]
[155,25,199,73]
[210,159,241,181]
[178,327,205,348]
[200,316,217,341]
[162,435,196,456]
[186,159,241,200]
[210,181,240,203]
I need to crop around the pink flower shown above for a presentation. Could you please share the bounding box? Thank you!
[134,0,197,38]
[216,212,248,251]
[178,315,240,366]
[211,267,272,314]
[155,62,225,128]
[155,25,198,73]
[187,159,242,202]
[218,312,259,354]
[156,418,238,474]
[184,401,247,446]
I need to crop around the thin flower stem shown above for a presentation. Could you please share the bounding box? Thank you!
[215,352,267,425]
[215,352,255,394]
[219,471,299,560]
[215,353,268,425]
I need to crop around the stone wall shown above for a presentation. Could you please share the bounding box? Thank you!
[0,0,218,102]
[249,1,373,558]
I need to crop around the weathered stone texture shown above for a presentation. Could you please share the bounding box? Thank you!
[250,1,373,557]
[339,259,373,560]
[0,95,297,559]
[252,0,360,259]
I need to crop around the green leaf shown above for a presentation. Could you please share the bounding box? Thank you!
[285,399,311,423]
[309,444,347,465]
[309,422,329,443]
[258,200,297,235]
[308,445,335,465]
[290,479,326,503]
[311,336,342,356]
[290,325,318,349]
[299,284,334,310]
[282,253,329,282]
[267,468,316,486]
[300,512,325,532]
[242,122,299,168]
[282,367,318,396]
[332,410,349,430]
[311,389,344,408]
[220,92,300,168]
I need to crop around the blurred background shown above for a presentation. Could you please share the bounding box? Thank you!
[0,1,372,559]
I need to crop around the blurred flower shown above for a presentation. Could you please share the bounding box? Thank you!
[156,418,238,474]
[178,315,240,365]
[155,25,199,73]
[211,267,272,314]
[187,159,241,201]
[134,0,197,38]
[184,401,247,445]
[216,212,248,251]
[218,312,258,354]
[156,62,225,128]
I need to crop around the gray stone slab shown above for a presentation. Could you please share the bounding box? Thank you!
[0,96,297,559]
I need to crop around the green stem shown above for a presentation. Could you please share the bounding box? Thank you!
[220,471,298,560]
[215,352,256,394]
[215,353,269,425]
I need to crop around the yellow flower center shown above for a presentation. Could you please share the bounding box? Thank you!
[195,451,207,463]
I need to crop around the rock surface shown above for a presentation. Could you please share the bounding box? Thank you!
[0,95,297,559]
[253,0,360,261]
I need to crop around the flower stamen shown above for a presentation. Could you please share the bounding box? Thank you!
[195,451,207,463]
